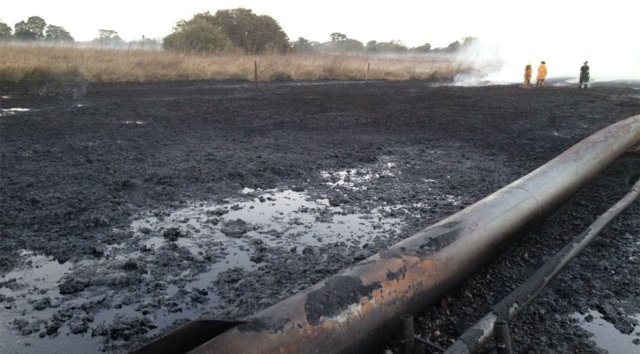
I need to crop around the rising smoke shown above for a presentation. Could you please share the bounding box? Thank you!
[453,37,640,86]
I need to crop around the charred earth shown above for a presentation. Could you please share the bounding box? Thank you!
[1,80,639,353]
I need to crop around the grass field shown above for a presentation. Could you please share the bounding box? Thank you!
[0,43,475,83]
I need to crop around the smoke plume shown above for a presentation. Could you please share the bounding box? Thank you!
[453,37,640,86]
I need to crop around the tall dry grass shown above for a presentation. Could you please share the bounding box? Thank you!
[0,43,474,83]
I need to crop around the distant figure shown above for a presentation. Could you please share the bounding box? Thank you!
[524,64,533,88]
[536,61,547,87]
[579,61,590,89]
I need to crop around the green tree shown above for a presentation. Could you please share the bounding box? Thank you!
[292,37,321,53]
[0,22,12,40]
[411,43,432,53]
[164,8,289,54]
[365,40,379,53]
[461,36,477,47]
[129,35,161,49]
[163,18,232,53]
[445,40,461,53]
[250,14,290,53]
[366,40,407,53]
[208,8,288,53]
[330,32,347,42]
[325,33,363,52]
[14,16,47,41]
[45,25,74,42]
[292,37,310,53]
[209,9,248,49]
[93,29,124,47]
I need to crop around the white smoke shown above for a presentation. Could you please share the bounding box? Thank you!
[453,36,640,86]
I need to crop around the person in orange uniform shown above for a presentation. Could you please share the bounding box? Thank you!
[536,61,547,87]
[524,64,533,88]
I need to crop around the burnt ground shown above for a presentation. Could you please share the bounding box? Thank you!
[0,79,639,353]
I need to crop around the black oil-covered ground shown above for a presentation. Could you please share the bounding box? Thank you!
[1,79,639,353]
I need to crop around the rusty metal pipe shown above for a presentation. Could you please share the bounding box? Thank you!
[188,114,640,354]
[443,176,640,354]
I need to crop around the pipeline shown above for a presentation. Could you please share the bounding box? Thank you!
[444,177,640,354]
[136,114,640,354]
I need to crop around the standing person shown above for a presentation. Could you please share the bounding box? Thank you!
[579,61,590,89]
[524,64,533,88]
[536,61,547,87]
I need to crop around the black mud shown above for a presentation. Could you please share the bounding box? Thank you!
[1,80,639,353]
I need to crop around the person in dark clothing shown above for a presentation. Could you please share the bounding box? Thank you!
[579,61,590,89]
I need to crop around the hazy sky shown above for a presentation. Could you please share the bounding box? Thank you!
[3,0,639,81]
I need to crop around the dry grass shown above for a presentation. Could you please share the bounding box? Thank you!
[0,43,474,83]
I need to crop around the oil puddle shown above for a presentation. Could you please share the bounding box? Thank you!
[0,251,99,354]
[570,309,640,353]
[122,188,404,315]
[0,244,233,353]
[132,188,403,256]
[0,108,31,117]
[0,251,72,327]
[0,251,71,294]
[0,167,462,353]
[321,158,397,190]
[0,188,405,352]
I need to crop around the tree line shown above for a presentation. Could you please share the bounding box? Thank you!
[164,9,476,55]
[1,10,476,54]
[0,16,159,48]
[1,16,74,42]
[292,34,475,55]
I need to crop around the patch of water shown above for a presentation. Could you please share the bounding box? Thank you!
[1,95,11,99]
[0,329,100,354]
[119,188,405,319]
[123,120,145,125]
[321,159,397,190]
[42,188,404,347]
[0,250,71,293]
[0,163,464,353]
[0,251,100,354]
[1,154,465,352]
[0,187,403,352]
[0,251,71,326]
[0,108,31,117]
[0,245,226,353]
[443,194,463,206]
[570,310,640,353]
[132,189,402,254]
[322,169,376,190]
